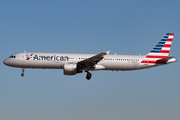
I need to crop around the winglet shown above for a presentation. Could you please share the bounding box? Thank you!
[106,50,110,55]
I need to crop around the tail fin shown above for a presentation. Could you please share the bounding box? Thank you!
[142,33,174,64]
[146,33,174,58]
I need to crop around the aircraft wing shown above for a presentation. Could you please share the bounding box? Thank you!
[77,51,109,70]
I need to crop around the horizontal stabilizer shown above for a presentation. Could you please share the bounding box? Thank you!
[157,56,174,62]
[156,56,176,64]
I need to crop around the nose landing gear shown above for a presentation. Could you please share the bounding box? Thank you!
[21,68,25,77]
[86,71,92,80]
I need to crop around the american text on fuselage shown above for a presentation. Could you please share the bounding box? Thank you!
[33,55,69,61]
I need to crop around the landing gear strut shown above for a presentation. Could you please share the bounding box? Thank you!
[86,71,92,80]
[21,68,25,77]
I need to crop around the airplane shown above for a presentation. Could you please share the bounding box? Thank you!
[3,33,177,80]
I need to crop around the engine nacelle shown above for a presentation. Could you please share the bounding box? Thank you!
[63,63,77,75]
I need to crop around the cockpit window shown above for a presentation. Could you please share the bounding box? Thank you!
[9,55,16,58]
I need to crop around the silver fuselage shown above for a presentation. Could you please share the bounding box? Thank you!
[3,52,167,71]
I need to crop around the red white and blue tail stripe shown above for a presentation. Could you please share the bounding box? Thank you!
[141,33,174,64]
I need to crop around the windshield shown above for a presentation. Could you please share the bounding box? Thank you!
[9,55,16,58]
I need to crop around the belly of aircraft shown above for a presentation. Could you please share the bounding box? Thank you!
[14,60,64,69]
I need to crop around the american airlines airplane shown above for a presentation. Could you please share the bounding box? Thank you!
[3,33,176,80]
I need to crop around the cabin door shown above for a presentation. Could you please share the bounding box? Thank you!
[20,54,27,62]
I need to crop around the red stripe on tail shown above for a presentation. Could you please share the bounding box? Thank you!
[166,38,173,42]
[160,50,170,53]
[145,55,168,58]
[141,60,166,64]
[163,44,171,47]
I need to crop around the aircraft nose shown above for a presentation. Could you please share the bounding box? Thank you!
[3,59,9,66]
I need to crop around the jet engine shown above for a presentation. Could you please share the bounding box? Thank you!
[63,63,77,75]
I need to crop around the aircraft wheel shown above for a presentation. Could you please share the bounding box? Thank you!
[86,72,92,80]
[21,73,24,77]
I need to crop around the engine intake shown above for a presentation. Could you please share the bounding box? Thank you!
[63,63,77,75]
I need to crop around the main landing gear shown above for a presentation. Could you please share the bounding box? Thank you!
[21,68,25,77]
[86,71,92,80]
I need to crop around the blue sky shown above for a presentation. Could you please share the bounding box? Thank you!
[0,0,180,120]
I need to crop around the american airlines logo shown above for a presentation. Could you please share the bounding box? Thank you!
[33,55,69,61]
[26,53,33,60]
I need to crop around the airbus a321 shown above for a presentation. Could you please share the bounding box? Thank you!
[3,33,176,80]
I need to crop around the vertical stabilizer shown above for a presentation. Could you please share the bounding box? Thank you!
[142,33,174,64]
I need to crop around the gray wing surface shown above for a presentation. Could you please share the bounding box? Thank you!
[77,51,109,71]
